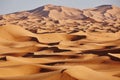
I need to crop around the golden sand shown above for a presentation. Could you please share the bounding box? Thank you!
[0,24,119,80]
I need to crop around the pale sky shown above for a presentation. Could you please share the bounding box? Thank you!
[0,0,120,14]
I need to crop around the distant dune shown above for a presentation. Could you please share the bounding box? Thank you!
[0,4,120,33]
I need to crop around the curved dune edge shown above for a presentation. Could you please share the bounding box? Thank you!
[0,66,119,80]
[0,24,120,80]
[108,53,120,58]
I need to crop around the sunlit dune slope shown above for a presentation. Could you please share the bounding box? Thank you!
[0,24,119,80]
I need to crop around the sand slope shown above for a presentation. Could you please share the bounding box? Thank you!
[0,4,120,33]
[0,24,119,80]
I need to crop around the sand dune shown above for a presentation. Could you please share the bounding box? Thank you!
[0,4,120,80]
[0,24,119,80]
[0,4,120,33]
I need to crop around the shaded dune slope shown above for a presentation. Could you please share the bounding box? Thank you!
[0,24,120,80]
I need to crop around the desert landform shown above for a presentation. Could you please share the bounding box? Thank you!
[0,4,120,80]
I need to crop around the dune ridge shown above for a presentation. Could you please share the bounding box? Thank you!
[0,24,119,80]
[0,4,120,33]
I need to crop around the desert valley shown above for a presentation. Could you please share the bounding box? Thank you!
[0,4,120,80]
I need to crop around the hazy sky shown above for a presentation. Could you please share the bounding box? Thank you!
[0,0,120,14]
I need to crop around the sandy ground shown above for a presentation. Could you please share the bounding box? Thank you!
[0,24,120,80]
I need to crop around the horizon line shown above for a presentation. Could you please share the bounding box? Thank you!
[0,4,119,15]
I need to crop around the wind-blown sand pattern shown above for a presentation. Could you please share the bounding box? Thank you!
[0,4,120,80]
[0,24,120,80]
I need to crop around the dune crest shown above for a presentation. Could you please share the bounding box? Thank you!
[0,24,119,80]
[0,4,120,33]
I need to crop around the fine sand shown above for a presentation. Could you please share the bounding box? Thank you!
[0,24,119,80]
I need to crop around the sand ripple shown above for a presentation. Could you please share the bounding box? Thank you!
[0,24,120,80]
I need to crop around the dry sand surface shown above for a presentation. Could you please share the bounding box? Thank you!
[0,4,120,33]
[0,24,119,80]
